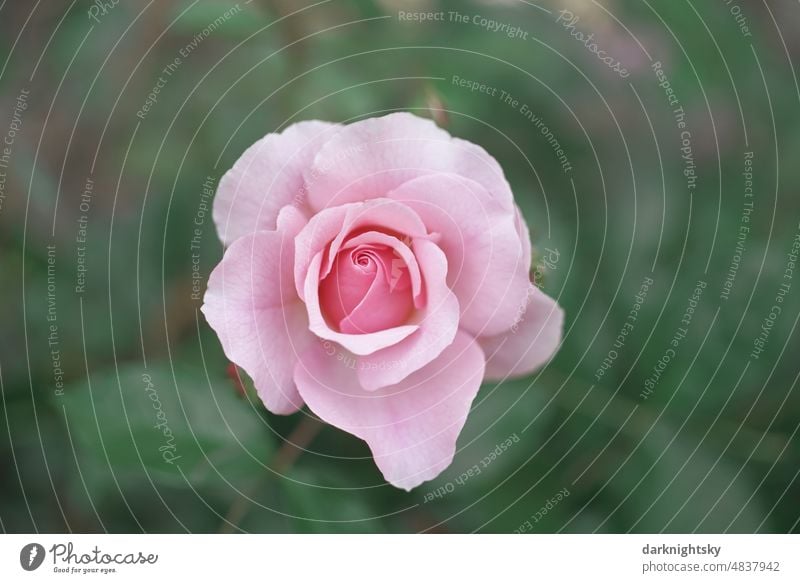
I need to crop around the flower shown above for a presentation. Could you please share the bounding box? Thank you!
[202,113,564,490]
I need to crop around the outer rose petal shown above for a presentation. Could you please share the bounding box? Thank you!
[478,285,564,380]
[388,173,530,336]
[201,224,313,414]
[213,120,339,246]
[305,112,513,211]
[513,204,533,271]
[294,330,485,490]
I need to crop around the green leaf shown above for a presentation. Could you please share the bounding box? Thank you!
[60,361,273,493]
[279,466,385,533]
[170,0,268,39]
[613,423,766,533]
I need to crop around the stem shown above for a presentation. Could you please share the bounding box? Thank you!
[219,415,324,533]
[271,415,324,473]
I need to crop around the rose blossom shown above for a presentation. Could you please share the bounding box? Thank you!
[202,113,563,490]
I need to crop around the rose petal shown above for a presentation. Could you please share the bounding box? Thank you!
[319,248,379,327]
[201,226,312,414]
[388,173,531,336]
[294,330,485,490]
[514,204,533,272]
[478,285,564,380]
[293,198,428,301]
[304,252,419,355]
[341,231,422,303]
[276,204,308,235]
[213,120,339,245]
[305,112,513,211]
[356,238,460,390]
[322,244,414,334]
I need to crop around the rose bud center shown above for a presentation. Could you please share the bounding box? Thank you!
[319,241,413,334]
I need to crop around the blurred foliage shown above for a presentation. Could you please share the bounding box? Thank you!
[0,0,799,533]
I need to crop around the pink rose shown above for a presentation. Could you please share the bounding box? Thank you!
[202,113,563,490]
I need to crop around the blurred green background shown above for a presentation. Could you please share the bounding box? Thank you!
[1,0,799,533]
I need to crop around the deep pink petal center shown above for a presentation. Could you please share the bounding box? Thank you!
[319,237,413,334]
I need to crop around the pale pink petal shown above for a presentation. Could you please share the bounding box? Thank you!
[202,228,312,414]
[305,112,513,211]
[388,173,530,336]
[276,204,309,235]
[294,330,485,490]
[514,204,533,271]
[356,239,459,390]
[213,121,339,246]
[478,285,564,380]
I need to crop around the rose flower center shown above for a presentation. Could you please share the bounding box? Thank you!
[319,240,414,334]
